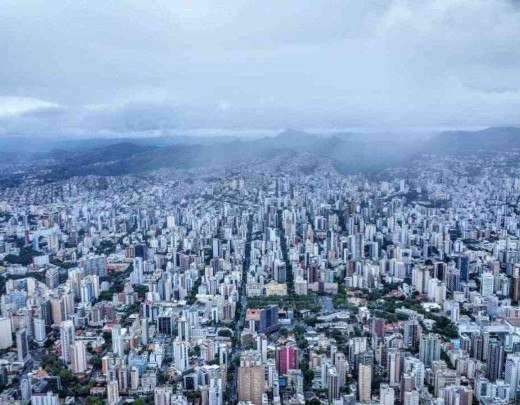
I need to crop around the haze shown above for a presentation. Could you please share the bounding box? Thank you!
[2,0,520,137]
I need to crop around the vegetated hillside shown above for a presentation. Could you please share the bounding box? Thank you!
[37,130,418,180]
[427,127,520,154]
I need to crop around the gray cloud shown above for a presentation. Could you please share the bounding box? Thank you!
[1,0,520,136]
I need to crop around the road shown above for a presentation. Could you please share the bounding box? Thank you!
[230,211,253,403]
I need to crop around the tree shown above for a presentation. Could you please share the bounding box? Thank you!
[218,329,233,338]
[278,327,289,337]
[86,397,103,405]
[91,355,102,370]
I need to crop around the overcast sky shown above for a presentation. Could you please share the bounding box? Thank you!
[1,0,520,137]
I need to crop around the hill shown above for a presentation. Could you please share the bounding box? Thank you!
[427,127,520,153]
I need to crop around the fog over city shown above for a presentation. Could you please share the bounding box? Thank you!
[2,0,520,137]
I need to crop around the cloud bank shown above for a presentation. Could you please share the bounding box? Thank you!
[2,0,520,136]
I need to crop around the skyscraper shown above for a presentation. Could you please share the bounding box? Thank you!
[404,317,422,350]
[481,272,494,297]
[327,367,339,401]
[112,324,123,356]
[276,346,298,375]
[45,267,60,289]
[487,338,504,382]
[358,362,372,403]
[71,340,87,373]
[154,386,174,405]
[59,320,75,363]
[16,328,30,364]
[172,338,189,372]
[238,364,265,405]
[33,317,46,345]
[387,348,402,386]
[380,384,395,405]
[31,391,59,405]
[107,380,120,405]
[0,317,13,349]
[419,334,441,367]
[371,317,385,346]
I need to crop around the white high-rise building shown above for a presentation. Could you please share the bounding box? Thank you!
[112,324,124,356]
[154,386,174,405]
[404,357,425,390]
[0,317,13,349]
[403,390,420,405]
[31,392,59,405]
[419,334,441,367]
[380,384,395,405]
[59,320,75,363]
[71,340,87,373]
[387,349,401,386]
[481,272,495,297]
[505,354,520,399]
[173,338,189,372]
[166,215,176,229]
[107,380,120,405]
[131,257,144,285]
[208,377,223,405]
[34,318,46,345]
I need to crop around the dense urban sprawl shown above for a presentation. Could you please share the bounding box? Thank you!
[1,153,520,405]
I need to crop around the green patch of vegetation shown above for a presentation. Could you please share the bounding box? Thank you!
[294,325,308,350]
[4,247,41,266]
[247,294,319,312]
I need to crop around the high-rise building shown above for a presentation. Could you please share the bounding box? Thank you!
[440,385,473,405]
[107,380,120,405]
[0,317,13,349]
[33,317,46,345]
[481,272,494,297]
[419,334,441,367]
[51,296,65,325]
[70,340,87,373]
[112,324,124,356]
[131,257,144,285]
[238,365,265,405]
[403,317,422,350]
[31,391,59,405]
[177,316,191,342]
[80,275,100,304]
[245,306,279,333]
[371,317,385,346]
[327,367,339,401]
[16,328,30,364]
[276,346,298,375]
[403,390,420,405]
[154,386,174,405]
[505,354,520,398]
[512,267,520,302]
[59,320,75,363]
[380,384,395,405]
[387,348,402,386]
[334,352,347,388]
[487,338,504,382]
[45,267,60,289]
[358,363,372,403]
[173,338,189,372]
[208,377,223,405]
[459,255,469,282]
